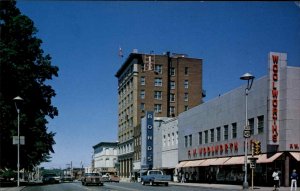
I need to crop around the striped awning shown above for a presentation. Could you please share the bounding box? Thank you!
[176,161,188,168]
[183,159,206,167]
[256,152,283,163]
[289,152,300,161]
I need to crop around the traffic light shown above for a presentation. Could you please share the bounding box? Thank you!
[253,141,261,155]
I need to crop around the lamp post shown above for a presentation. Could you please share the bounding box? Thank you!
[240,73,255,190]
[13,96,23,187]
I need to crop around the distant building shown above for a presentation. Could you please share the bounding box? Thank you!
[92,142,118,175]
[115,51,204,180]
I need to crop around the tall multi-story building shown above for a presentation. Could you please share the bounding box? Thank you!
[115,51,204,180]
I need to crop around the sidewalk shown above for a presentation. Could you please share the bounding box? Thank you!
[170,182,293,190]
[0,187,25,191]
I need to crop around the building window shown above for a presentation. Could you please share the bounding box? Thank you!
[170,81,175,89]
[185,67,189,75]
[217,127,221,142]
[163,135,166,147]
[141,63,145,71]
[141,76,145,85]
[185,105,189,111]
[172,132,175,145]
[170,93,175,102]
[154,104,162,113]
[170,68,175,76]
[169,106,175,114]
[198,132,202,145]
[249,118,254,135]
[189,134,192,146]
[154,91,162,100]
[140,90,145,99]
[184,80,189,89]
[210,129,214,143]
[204,130,208,144]
[154,64,162,74]
[168,134,171,146]
[224,125,228,140]
[258,115,264,134]
[232,123,237,138]
[154,78,162,86]
[184,93,188,101]
[184,136,188,147]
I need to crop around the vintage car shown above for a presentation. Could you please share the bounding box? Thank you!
[81,173,103,186]
[42,173,60,184]
[109,174,120,183]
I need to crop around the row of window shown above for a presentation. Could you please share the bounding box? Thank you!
[184,115,264,147]
[141,64,190,76]
[141,77,189,89]
[119,143,134,155]
[140,103,189,113]
[118,130,133,143]
[162,131,179,147]
[140,90,189,101]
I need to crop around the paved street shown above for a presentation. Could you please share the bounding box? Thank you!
[0,181,295,191]
[19,182,241,191]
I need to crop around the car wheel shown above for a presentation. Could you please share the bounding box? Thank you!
[149,180,153,186]
[141,181,145,185]
[165,182,169,186]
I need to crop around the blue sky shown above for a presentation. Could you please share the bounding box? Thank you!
[17,1,300,169]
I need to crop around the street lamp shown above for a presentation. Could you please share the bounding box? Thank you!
[13,96,23,187]
[240,73,255,190]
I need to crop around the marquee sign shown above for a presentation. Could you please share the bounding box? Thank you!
[268,52,287,145]
[146,111,154,169]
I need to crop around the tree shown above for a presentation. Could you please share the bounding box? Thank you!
[0,0,59,170]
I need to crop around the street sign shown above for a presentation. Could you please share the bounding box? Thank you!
[244,130,251,138]
[248,157,258,169]
[13,136,25,145]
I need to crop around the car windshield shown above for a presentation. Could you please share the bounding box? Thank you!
[43,173,57,177]
[85,173,100,176]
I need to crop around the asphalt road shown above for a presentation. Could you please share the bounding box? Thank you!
[22,182,241,191]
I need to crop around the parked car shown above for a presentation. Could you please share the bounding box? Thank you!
[109,174,120,183]
[42,173,60,184]
[81,173,103,186]
[61,175,73,182]
[101,174,110,182]
[141,170,171,186]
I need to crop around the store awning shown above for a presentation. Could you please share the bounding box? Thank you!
[256,152,283,163]
[209,157,231,165]
[176,161,188,168]
[224,156,245,165]
[200,158,218,166]
[183,159,206,167]
[290,152,300,161]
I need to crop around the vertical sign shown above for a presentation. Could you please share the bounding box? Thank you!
[146,111,154,169]
[268,52,287,145]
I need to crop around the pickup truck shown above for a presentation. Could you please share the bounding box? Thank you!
[141,170,171,186]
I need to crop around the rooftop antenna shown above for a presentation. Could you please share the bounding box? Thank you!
[118,46,124,58]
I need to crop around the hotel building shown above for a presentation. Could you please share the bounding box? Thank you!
[115,51,203,180]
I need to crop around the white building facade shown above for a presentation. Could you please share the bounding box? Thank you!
[177,52,300,186]
[93,142,118,175]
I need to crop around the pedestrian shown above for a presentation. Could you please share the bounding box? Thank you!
[290,169,298,191]
[272,168,280,191]
[180,173,185,183]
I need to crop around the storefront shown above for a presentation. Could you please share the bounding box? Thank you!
[178,52,300,186]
